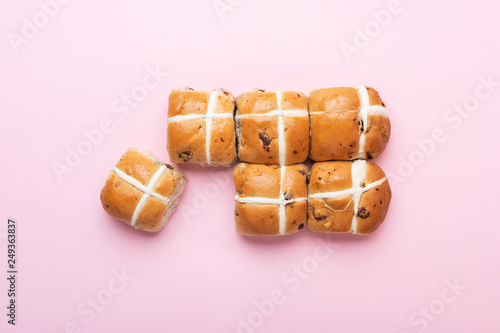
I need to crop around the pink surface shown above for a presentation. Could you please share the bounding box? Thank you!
[1,0,499,332]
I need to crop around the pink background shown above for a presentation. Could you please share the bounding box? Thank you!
[1,0,499,332]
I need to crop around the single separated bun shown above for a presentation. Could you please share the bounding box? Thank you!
[100,148,186,232]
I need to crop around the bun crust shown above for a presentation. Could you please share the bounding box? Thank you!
[308,160,391,235]
[309,86,390,161]
[233,163,308,236]
[100,148,186,232]
[167,88,236,166]
[236,90,309,165]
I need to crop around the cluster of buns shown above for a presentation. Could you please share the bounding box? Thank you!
[167,86,392,236]
[99,86,391,235]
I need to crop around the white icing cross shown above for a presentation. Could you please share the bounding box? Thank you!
[234,166,307,236]
[309,86,389,159]
[309,160,387,234]
[113,165,170,226]
[168,90,233,165]
[236,91,308,166]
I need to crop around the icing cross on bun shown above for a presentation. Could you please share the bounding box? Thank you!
[308,160,391,235]
[167,87,237,166]
[233,163,308,236]
[309,86,391,161]
[236,89,309,165]
[100,148,186,232]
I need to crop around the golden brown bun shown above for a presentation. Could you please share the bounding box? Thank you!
[236,90,309,165]
[309,86,391,161]
[100,148,186,232]
[233,163,308,236]
[167,88,236,166]
[308,160,391,235]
